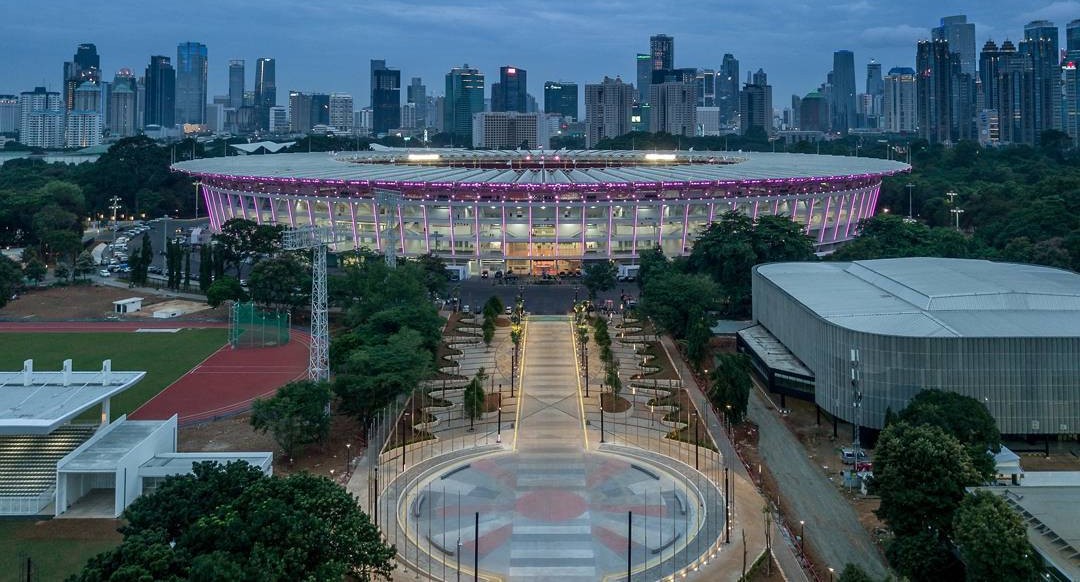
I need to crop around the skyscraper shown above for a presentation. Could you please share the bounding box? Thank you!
[799,91,828,132]
[175,42,208,125]
[932,15,977,76]
[718,54,740,126]
[585,76,633,147]
[544,81,578,120]
[145,55,176,127]
[66,81,102,147]
[311,93,330,127]
[371,59,401,133]
[997,40,1036,145]
[407,77,427,127]
[979,40,1004,114]
[19,87,64,148]
[650,35,674,71]
[445,64,485,140]
[63,43,101,112]
[0,95,19,134]
[649,81,696,136]
[831,50,856,134]
[636,53,651,103]
[329,93,354,132]
[228,60,245,109]
[108,70,138,137]
[867,60,883,97]
[739,69,772,136]
[289,91,313,133]
[916,39,953,143]
[883,67,917,133]
[697,69,717,107]
[254,57,276,131]
[491,66,527,113]
[1023,20,1060,142]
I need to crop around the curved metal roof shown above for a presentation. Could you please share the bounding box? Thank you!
[172,148,910,188]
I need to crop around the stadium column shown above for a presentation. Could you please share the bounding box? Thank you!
[371,201,382,252]
[680,200,691,254]
[349,202,359,250]
[804,198,817,235]
[818,196,833,244]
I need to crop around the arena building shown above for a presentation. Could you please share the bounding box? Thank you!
[173,148,908,275]
[741,258,1080,438]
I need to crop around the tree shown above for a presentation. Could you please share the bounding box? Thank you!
[411,252,450,298]
[0,256,23,307]
[885,529,959,582]
[583,260,618,300]
[897,390,1000,480]
[251,380,331,458]
[213,218,284,276]
[874,422,983,536]
[206,276,248,307]
[23,255,46,285]
[637,245,671,290]
[53,263,70,283]
[640,272,720,339]
[198,244,212,292]
[463,368,486,430]
[248,256,310,310]
[333,329,432,425]
[482,317,495,348]
[73,250,95,281]
[953,490,1043,581]
[73,461,395,582]
[836,563,876,582]
[709,353,752,424]
[482,295,504,320]
[183,246,191,289]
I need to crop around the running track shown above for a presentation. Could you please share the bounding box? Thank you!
[0,321,309,425]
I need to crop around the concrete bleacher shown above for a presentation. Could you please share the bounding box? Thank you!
[0,424,97,497]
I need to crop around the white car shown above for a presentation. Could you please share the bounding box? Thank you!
[99,269,110,277]
[462,305,471,314]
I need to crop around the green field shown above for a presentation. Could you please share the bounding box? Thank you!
[0,520,121,581]
[0,329,227,419]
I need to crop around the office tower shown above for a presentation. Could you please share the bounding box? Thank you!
[916,39,953,143]
[696,106,720,135]
[831,50,856,134]
[979,40,1004,114]
[491,66,527,113]
[543,81,578,120]
[472,112,547,149]
[254,58,276,131]
[883,67,917,133]
[288,91,313,133]
[636,53,651,103]
[18,87,64,148]
[0,95,19,133]
[997,40,1036,145]
[174,42,208,125]
[718,54,740,126]
[329,93,354,131]
[311,93,330,127]
[799,92,828,132]
[445,64,485,140]
[268,106,288,133]
[650,34,674,71]
[63,43,101,112]
[227,60,245,109]
[371,60,401,133]
[1063,21,1080,144]
[407,77,427,127]
[697,69,717,107]
[932,16,976,76]
[866,60,884,97]
[66,81,102,147]
[585,76,633,147]
[739,69,772,136]
[145,55,176,127]
[1022,20,1060,142]
[648,81,696,136]
[107,70,137,137]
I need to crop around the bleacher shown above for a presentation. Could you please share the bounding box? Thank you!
[0,424,97,497]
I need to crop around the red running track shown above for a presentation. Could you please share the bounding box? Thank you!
[0,321,228,332]
[130,332,310,424]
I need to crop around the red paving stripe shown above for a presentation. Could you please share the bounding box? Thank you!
[461,523,513,558]
[0,321,228,333]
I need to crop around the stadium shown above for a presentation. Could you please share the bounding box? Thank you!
[173,149,909,275]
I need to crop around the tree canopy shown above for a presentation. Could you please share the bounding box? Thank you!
[897,390,1000,480]
[250,380,331,458]
[953,490,1043,582]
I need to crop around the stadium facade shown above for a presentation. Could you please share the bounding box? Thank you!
[743,258,1080,438]
[173,149,909,275]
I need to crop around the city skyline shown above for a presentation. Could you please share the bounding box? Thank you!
[2,0,1076,109]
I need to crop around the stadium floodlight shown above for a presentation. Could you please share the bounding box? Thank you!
[407,153,440,162]
[644,153,676,161]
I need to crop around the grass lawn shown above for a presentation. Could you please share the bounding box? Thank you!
[0,329,227,419]
[0,519,122,581]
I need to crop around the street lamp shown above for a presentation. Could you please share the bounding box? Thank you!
[828,567,835,582]
[799,520,805,553]
[692,410,700,470]
[600,383,606,444]
[401,411,411,471]
[345,442,352,476]
[497,406,503,443]
[905,183,915,219]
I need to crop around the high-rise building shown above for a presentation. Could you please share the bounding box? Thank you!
[18,87,64,148]
[799,92,828,132]
[288,91,312,133]
[997,40,1036,145]
[932,15,977,76]
[1063,21,1080,144]
[491,66,527,113]
[739,69,772,136]
[585,76,634,147]
[175,42,208,125]
[650,34,674,71]
[371,60,401,133]
[979,40,1004,114]
[648,81,696,136]
[472,111,548,149]
[66,81,102,147]
[0,95,18,133]
[916,39,953,143]
[407,77,426,128]
[636,53,651,104]
[107,75,137,138]
[63,43,101,112]
[254,58,276,131]
[543,81,578,120]
[1023,20,1060,143]
[228,60,245,109]
[718,54,740,126]
[697,69,717,107]
[445,64,485,140]
[883,67,917,133]
[268,106,288,134]
[329,93,354,132]
[867,60,884,97]
[311,93,330,127]
[145,55,176,127]
[831,50,856,134]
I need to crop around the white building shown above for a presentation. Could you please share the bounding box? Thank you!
[328,93,353,133]
[472,112,548,149]
[65,112,102,148]
[585,76,634,147]
[268,106,289,134]
[19,87,64,149]
[883,67,917,133]
[402,102,418,129]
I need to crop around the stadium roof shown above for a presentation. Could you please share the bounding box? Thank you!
[0,360,146,435]
[172,149,909,188]
[756,258,1080,338]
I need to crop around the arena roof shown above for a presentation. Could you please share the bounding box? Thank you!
[756,258,1080,338]
[0,360,146,435]
[172,149,909,188]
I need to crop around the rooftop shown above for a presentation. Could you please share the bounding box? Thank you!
[756,258,1080,338]
[977,486,1080,580]
[172,149,909,189]
[58,417,168,471]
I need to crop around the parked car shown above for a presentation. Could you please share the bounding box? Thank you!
[481,270,489,279]
[99,269,110,277]
[462,305,471,314]
[505,306,513,315]
[840,448,869,465]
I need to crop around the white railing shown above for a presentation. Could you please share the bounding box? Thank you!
[0,488,54,515]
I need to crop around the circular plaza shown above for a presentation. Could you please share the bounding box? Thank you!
[173,149,909,275]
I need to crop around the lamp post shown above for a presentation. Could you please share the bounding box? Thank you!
[799,520,805,554]
[692,410,700,471]
[401,411,410,471]
[905,183,914,219]
[828,567,835,582]
[497,406,502,443]
[373,465,379,527]
[584,340,589,398]
[726,404,733,436]
[600,383,606,444]
[345,442,351,476]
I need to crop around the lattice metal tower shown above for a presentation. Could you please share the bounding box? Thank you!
[283,226,341,382]
[374,189,402,268]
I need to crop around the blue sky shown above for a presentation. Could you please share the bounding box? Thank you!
[2,0,1077,109]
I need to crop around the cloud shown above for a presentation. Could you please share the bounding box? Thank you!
[1024,0,1080,23]
[858,24,926,48]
